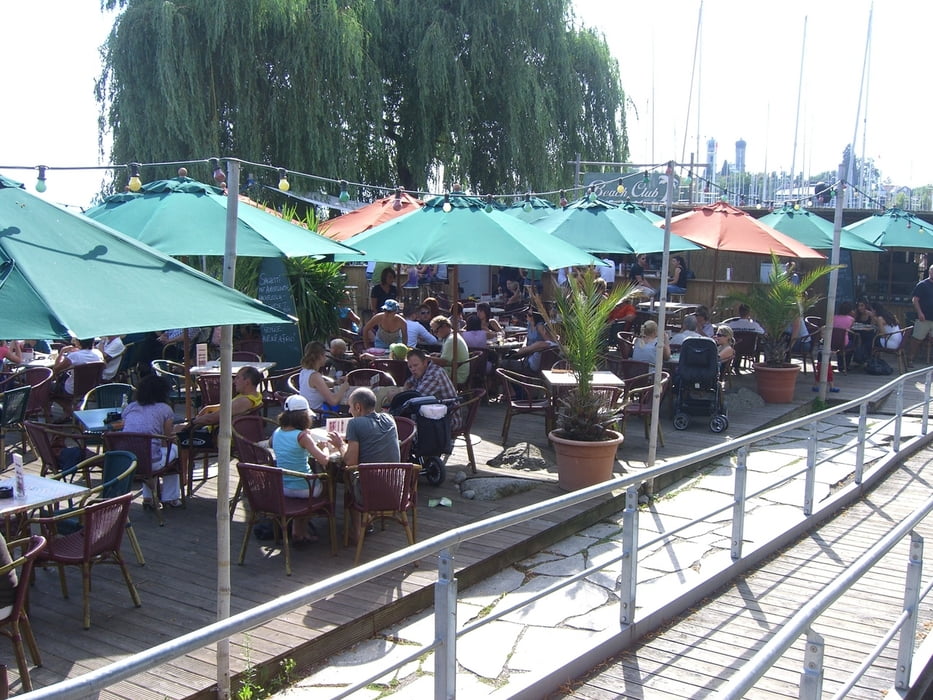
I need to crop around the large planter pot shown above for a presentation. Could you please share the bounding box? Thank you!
[549,429,624,491]
[754,362,800,403]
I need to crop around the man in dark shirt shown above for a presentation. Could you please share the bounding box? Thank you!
[908,265,933,367]
[629,253,656,298]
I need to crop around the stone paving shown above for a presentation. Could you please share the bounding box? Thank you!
[271,411,925,699]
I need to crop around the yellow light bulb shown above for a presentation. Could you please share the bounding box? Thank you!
[128,176,142,192]
[278,178,290,192]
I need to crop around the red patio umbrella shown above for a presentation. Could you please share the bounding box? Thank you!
[319,191,423,241]
[666,201,825,307]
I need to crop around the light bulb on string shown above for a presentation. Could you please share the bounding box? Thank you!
[127,163,142,192]
[211,158,226,183]
[338,180,350,203]
[393,186,403,211]
[793,202,800,210]
[484,194,494,213]
[35,166,47,193]
[246,172,256,188]
[442,193,452,213]
[522,193,532,212]
[587,186,597,203]
[642,171,650,184]
[616,178,625,194]
[559,190,568,208]
[277,168,290,192]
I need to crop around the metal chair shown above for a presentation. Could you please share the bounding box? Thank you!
[345,368,396,388]
[0,386,30,470]
[52,361,105,417]
[343,462,419,565]
[236,462,336,576]
[231,351,262,363]
[32,492,141,629]
[448,388,486,472]
[872,325,912,374]
[230,414,277,519]
[622,372,671,446]
[731,331,761,374]
[393,416,417,463]
[369,358,410,387]
[260,366,300,417]
[0,535,47,691]
[77,382,135,411]
[495,368,554,444]
[23,421,94,478]
[0,367,53,425]
[828,327,859,374]
[232,339,264,359]
[150,359,192,411]
[615,359,651,381]
[102,431,184,525]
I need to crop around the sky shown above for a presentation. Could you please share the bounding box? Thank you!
[2,1,932,210]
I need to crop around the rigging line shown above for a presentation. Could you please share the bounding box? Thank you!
[847,1,874,206]
[680,0,703,166]
[859,21,873,208]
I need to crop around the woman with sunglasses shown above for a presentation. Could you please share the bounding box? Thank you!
[713,325,736,365]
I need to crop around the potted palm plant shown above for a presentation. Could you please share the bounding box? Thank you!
[726,253,838,403]
[534,270,633,490]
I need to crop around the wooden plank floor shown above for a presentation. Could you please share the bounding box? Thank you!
[7,360,930,698]
[559,441,933,698]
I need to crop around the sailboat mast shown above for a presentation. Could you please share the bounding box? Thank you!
[789,16,807,205]
[847,2,874,206]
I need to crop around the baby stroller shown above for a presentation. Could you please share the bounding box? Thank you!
[390,390,455,486]
[672,336,729,433]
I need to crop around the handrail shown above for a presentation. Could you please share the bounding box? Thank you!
[19,367,933,700]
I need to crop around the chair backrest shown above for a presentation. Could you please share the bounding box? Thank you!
[370,359,410,387]
[496,368,548,405]
[197,374,226,406]
[103,431,171,477]
[81,492,134,558]
[732,331,760,358]
[1,535,46,623]
[232,415,275,465]
[284,371,301,395]
[805,316,824,334]
[236,462,286,514]
[625,372,670,408]
[354,463,419,511]
[449,388,486,438]
[346,368,396,388]
[151,359,186,380]
[17,366,53,420]
[79,382,135,411]
[232,351,262,363]
[0,385,31,427]
[617,359,651,380]
[23,421,65,475]
[393,416,417,463]
[70,361,106,398]
[97,451,138,500]
[233,339,264,358]
[829,326,852,351]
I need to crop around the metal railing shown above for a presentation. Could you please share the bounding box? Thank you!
[20,368,933,700]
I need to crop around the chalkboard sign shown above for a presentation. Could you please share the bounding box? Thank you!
[836,249,855,304]
[257,257,301,368]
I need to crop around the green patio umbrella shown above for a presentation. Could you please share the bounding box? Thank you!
[503,195,555,223]
[85,176,364,259]
[0,174,294,339]
[336,194,604,269]
[845,207,933,250]
[619,200,664,223]
[531,196,701,255]
[759,205,883,251]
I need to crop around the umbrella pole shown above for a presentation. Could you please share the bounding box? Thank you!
[450,266,461,384]
[709,248,720,313]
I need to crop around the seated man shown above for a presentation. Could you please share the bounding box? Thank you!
[403,348,462,432]
[671,314,703,346]
[52,338,105,417]
[726,304,765,334]
[694,307,715,337]
[404,304,438,347]
[96,335,126,381]
[187,365,264,427]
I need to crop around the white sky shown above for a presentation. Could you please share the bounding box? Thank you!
[2,1,931,209]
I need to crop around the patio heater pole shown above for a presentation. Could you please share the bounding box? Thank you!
[216,159,239,700]
[817,162,845,400]
[647,161,675,468]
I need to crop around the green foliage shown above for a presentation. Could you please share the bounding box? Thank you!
[97,1,626,195]
[725,252,840,366]
[286,258,344,346]
[536,270,634,441]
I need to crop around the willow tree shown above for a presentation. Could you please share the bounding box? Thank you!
[98,0,626,195]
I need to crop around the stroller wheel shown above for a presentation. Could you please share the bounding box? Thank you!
[673,413,690,430]
[422,457,446,486]
[709,415,729,433]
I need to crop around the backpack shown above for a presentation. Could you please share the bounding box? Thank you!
[865,357,893,376]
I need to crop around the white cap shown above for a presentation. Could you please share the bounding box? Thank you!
[283,395,311,412]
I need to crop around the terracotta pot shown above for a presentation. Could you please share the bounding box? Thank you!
[549,429,624,491]
[753,362,800,403]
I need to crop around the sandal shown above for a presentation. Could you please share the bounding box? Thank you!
[164,499,184,508]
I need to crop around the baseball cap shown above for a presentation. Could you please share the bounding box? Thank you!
[284,395,311,412]
[381,299,401,312]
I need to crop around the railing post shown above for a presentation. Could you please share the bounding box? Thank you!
[894,380,904,452]
[619,485,640,626]
[804,421,819,516]
[854,403,868,484]
[434,547,458,700]
[923,371,932,435]
[731,446,748,560]
[896,532,923,689]
[798,628,824,700]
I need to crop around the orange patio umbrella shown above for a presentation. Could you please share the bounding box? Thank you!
[666,201,825,307]
[318,190,423,241]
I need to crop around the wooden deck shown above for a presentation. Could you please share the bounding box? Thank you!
[6,360,931,698]
[559,437,933,698]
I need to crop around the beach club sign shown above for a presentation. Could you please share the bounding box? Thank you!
[582,171,679,203]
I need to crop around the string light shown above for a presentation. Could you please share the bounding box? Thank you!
[642,171,650,184]
[559,190,568,207]
[484,194,494,213]
[127,163,142,192]
[277,168,290,192]
[35,166,48,193]
[587,186,597,203]
[338,179,350,203]
[245,172,256,188]
[442,192,452,213]
[522,193,532,212]
[616,178,625,194]
[211,158,226,183]
[392,186,403,211]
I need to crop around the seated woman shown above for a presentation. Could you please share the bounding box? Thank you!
[503,279,525,308]
[0,340,24,365]
[121,375,182,508]
[336,291,361,334]
[503,311,557,373]
[713,325,736,366]
[475,302,503,335]
[361,299,407,350]
[872,302,902,349]
[271,395,337,544]
[298,341,350,413]
[632,320,670,367]
[667,256,688,297]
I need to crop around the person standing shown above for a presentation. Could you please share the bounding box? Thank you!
[908,264,933,368]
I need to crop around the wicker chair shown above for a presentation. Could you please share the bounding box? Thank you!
[622,372,671,446]
[343,462,420,565]
[872,325,912,374]
[449,388,486,472]
[236,462,336,576]
[102,431,184,525]
[495,368,554,444]
[0,535,47,690]
[393,416,417,463]
[230,414,277,519]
